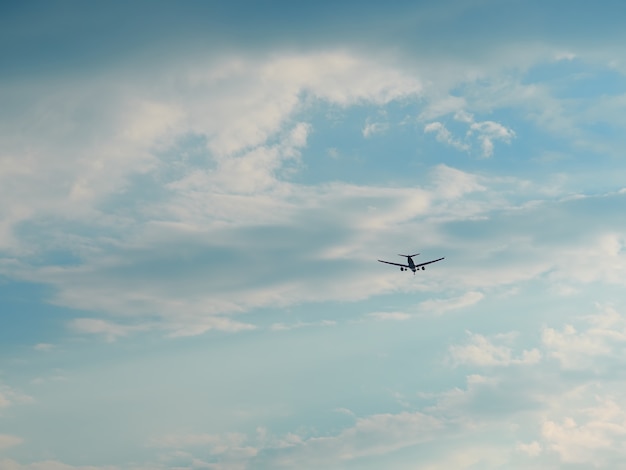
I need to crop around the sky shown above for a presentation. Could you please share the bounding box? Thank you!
[2,1,626,468]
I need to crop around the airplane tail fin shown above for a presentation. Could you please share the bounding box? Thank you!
[398,253,419,258]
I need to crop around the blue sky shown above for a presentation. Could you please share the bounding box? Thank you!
[2,1,626,468]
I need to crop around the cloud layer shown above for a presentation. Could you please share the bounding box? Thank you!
[3,2,626,469]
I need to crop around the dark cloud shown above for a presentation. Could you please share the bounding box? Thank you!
[4,0,626,81]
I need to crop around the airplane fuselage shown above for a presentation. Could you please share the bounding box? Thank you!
[399,256,420,273]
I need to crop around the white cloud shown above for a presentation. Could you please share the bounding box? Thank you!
[163,121,310,200]
[0,172,450,336]
[270,320,336,331]
[554,51,577,61]
[450,332,541,367]
[419,291,484,315]
[0,460,119,470]
[2,46,624,344]
[542,304,626,370]
[5,176,618,340]
[0,49,440,340]
[424,121,470,152]
[152,432,250,454]
[454,110,474,123]
[0,435,22,450]
[425,111,515,158]
[367,312,412,321]
[167,317,257,337]
[362,120,389,138]
[416,444,510,470]
[148,408,445,469]
[0,384,32,409]
[541,391,626,465]
[30,371,67,386]
[419,95,467,120]
[69,315,256,340]
[431,164,486,199]
[267,411,443,468]
[261,52,423,106]
[516,440,542,457]
[427,374,497,413]
[195,51,421,157]
[548,232,626,286]
[467,120,516,158]
[33,343,55,352]
[68,318,150,342]
[4,10,626,470]
[0,49,423,251]
[150,432,258,470]
[334,407,356,417]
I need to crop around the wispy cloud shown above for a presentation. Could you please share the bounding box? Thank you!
[152,431,249,453]
[516,441,542,457]
[430,164,486,200]
[367,312,412,321]
[264,411,443,468]
[68,318,151,342]
[3,44,623,346]
[424,111,515,158]
[541,385,626,466]
[362,120,389,138]
[270,320,336,331]
[467,119,516,158]
[450,331,542,367]
[424,121,469,152]
[542,304,626,370]
[4,6,626,468]
[0,384,33,409]
[0,459,120,470]
[0,434,22,450]
[419,291,484,315]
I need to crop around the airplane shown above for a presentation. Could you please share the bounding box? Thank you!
[378,253,445,274]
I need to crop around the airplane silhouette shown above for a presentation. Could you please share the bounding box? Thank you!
[378,253,444,274]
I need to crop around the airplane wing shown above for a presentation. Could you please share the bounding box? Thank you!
[378,259,410,268]
[413,257,445,268]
